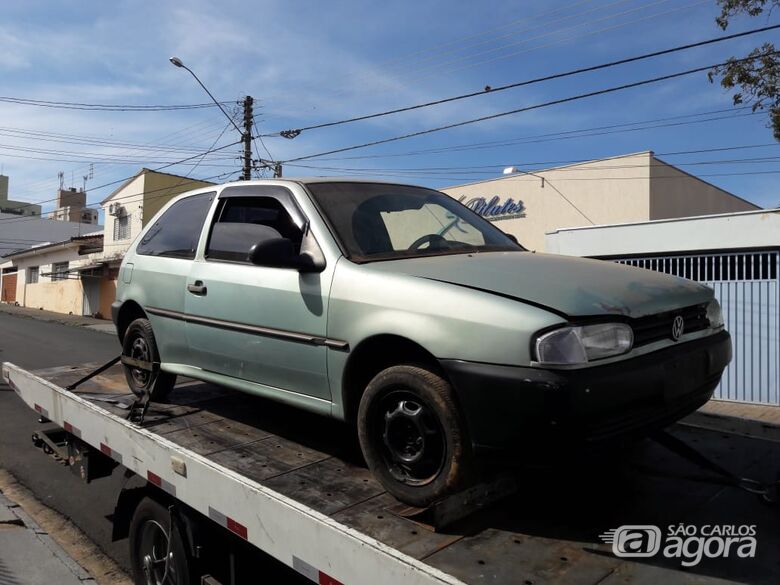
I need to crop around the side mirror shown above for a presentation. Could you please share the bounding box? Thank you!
[248,238,325,272]
[504,233,519,244]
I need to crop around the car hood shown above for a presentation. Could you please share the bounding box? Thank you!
[362,251,713,318]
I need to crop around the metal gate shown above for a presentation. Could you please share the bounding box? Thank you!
[613,251,780,405]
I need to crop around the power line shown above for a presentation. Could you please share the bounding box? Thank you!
[0,126,231,154]
[281,51,780,164]
[373,0,600,71]
[0,96,236,112]
[287,145,780,174]
[0,140,242,221]
[6,116,234,196]
[395,0,706,81]
[311,107,757,162]
[269,23,780,139]
[307,0,696,107]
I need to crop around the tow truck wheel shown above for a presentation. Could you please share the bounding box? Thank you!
[129,497,193,585]
[357,364,475,507]
[122,318,176,401]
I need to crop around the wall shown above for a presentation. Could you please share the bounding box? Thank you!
[443,152,653,250]
[546,208,780,257]
[24,279,84,315]
[649,156,759,219]
[101,174,145,262]
[12,245,82,308]
[142,172,214,227]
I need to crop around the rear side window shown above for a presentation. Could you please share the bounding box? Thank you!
[136,192,215,259]
[206,196,303,263]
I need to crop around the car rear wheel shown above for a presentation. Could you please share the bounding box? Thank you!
[357,364,475,507]
[122,318,176,401]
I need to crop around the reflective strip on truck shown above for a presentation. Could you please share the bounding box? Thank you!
[293,556,345,585]
[63,421,82,438]
[208,506,248,540]
[99,442,123,464]
[147,470,177,497]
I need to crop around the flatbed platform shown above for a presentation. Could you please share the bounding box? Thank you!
[4,361,779,585]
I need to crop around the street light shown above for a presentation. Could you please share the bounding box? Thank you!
[169,56,280,179]
[503,166,544,188]
[503,166,596,224]
[169,56,242,134]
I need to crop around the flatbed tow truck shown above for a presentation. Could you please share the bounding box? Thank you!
[3,360,779,585]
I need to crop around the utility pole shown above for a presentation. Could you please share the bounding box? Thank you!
[242,95,254,181]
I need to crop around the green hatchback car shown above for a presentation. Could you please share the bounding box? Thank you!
[113,179,731,506]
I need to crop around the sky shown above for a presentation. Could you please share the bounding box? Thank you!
[1,0,779,214]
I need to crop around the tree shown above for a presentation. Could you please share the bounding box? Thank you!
[708,0,780,139]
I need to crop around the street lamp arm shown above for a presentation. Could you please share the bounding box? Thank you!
[169,57,242,135]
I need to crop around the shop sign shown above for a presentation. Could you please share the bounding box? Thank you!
[458,195,526,221]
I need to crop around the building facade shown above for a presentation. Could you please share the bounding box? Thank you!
[48,187,99,224]
[97,168,214,266]
[1,168,212,318]
[3,233,107,316]
[442,152,759,251]
[0,174,41,216]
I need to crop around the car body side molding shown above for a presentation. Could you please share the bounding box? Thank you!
[145,306,349,350]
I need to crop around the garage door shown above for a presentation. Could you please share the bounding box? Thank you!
[1,272,17,303]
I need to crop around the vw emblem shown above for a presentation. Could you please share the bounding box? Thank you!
[671,315,685,341]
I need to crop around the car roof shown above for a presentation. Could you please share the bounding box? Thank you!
[218,177,422,188]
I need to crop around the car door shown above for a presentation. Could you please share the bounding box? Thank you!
[132,191,216,364]
[184,185,333,401]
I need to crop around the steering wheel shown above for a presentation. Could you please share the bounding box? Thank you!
[408,233,447,250]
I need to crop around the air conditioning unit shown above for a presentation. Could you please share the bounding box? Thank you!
[108,203,124,217]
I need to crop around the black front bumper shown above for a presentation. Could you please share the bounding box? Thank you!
[441,330,732,459]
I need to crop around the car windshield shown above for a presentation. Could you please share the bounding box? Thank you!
[306,182,524,261]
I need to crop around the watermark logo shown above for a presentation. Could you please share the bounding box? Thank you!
[599,525,662,557]
[599,524,757,567]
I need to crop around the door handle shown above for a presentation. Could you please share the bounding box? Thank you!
[187,281,207,295]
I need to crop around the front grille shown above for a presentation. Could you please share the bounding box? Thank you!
[631,303,709,346]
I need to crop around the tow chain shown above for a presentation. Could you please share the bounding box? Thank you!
[63,354,155,425]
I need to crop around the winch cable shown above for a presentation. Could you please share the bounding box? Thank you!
[649,430,777,505]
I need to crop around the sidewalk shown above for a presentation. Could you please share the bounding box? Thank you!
[0,302,116,335]
[683,399,780,442]
[0,491,96,585]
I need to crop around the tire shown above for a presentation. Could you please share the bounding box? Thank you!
[357,364,475,507]
[122,318,176,401]
[129,497,193,585]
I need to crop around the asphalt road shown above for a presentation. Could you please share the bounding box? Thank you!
[2,312,779,584]
[0,314,129,569]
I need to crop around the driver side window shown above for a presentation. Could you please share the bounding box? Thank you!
[206,196,302,263]
[380,203,486,249]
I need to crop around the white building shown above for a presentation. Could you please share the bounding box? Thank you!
[442,151,759,251]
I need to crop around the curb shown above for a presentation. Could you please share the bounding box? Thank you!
[0,305,116,336]
[681,410,780,443]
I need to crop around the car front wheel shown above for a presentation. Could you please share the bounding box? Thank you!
[357,364,474,507]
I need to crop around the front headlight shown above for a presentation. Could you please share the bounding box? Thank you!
[706,299,724,330]
[535,323,633,365]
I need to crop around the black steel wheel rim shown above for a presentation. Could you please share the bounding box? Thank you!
[129,336,152,388]
[376,389,446,486]
[138,519,178,585]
